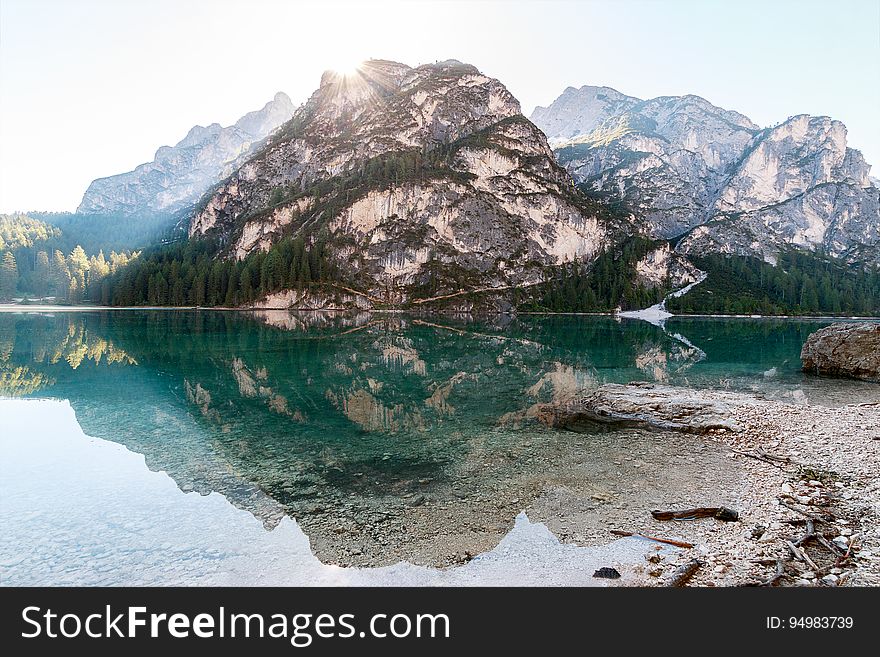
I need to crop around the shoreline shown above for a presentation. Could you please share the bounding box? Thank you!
[531,387,880,586]
[283,383,880,585]
[2,303,879,321]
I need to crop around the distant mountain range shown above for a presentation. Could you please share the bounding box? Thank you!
[532,86,879,266]
[77,92,296,215]
[67,61,878,312]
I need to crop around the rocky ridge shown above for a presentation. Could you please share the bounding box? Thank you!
[78,92,296,215]
[532,86,879,265]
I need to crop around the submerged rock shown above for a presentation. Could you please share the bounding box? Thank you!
[537,382,742,434]
[801,322,880,382]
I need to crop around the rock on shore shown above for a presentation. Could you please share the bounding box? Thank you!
[801,323,880,382]
[537,382,744,434]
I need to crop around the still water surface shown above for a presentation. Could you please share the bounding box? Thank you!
[1,311,872,584]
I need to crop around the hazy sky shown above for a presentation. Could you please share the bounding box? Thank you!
[1,0,878,213]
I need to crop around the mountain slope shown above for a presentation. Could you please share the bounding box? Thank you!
[188,60,616,302]
[533,87,879,266]
[77,92,296,215]
[679,115,879,264]
[531,85,641,145]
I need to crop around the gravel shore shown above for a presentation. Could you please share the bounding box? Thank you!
[684,395,879,586]
[591,392,880,587]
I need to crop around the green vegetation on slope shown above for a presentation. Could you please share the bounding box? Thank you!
[0,213,154,302]
[517,236,669,312]
[249,118,546,229]
[666,251,880,316]
[31,211,177,254]
[101,233,340,306]
[0,215,61,250]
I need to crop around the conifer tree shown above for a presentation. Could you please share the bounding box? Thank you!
[0,252,18,301]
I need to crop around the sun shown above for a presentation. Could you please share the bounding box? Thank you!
[327,57,363,78]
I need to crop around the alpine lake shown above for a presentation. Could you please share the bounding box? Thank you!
[2,310,876,585]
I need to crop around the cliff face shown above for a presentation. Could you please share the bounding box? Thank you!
[680,116,879,264]
[77,92,296,215]
[533,88,879,265]
[189,60,612,300]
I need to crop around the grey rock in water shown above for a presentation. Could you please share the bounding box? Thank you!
[532,87,879,265]
[78,92,296,215]
[801,322,880,382]
[537,382,742,434]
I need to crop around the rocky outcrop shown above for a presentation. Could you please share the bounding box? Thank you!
[533,88,879,265]
[677,116,879,265]
[801,322,880,382]
[251,287,373,311]
[78,92,296,215]
[188,60,611,300]
[632,242,701,288]
[537,90,759,238]
[537,382,743,433]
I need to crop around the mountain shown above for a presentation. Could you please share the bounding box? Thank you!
[532,86,880,265]
[530,85,642,146]
[187,60,620,303]
[77,92,296,215]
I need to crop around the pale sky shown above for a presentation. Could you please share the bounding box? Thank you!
[1,0,878,213]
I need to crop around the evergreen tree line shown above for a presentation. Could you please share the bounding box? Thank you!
[0,215,61,250]
[103,233,340,307]
[0,245,135,303]
[89,139,486,308]
[521,237,669,312]
[0,212,170,302]
[29,211,179,255]
[666,251,880,315]
[1,252,18,302]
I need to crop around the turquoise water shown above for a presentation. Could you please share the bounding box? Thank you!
[0,310,874,573]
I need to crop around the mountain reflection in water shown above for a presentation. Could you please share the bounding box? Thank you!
[1,310,872,566]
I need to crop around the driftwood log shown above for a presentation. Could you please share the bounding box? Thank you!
[666,560,703,587]
[651,507,739,522]
[536,383,743,434]
[610,530,694,549]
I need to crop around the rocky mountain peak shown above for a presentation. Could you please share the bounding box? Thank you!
[187,60,611,302]
[77,92,296,215]
[534,83,879,265]
[191,58,526,239]
[716,114,871,214]
[300,59,520,145]
[176,123,224,150]
[531,84,640,145]
[234,91,296,138]
[311,60,413,128]
[645,94,758,130]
